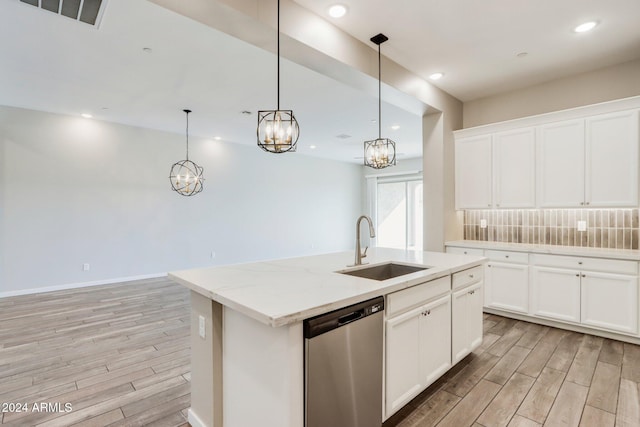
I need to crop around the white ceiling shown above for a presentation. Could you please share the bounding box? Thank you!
[0,0,423,163]
[295,0,640,101]
[2,0,639,165]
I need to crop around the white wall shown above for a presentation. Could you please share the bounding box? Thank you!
[0,106,363,295]
[463,58,640,128]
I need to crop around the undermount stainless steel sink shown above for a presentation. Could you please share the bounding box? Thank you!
[338,262,429,281]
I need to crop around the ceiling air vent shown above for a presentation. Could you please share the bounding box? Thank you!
[336,134,352,140]
[19,0,107,26]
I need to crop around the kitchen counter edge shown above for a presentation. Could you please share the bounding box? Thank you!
[445,240,640,261]
[169,250,486,328]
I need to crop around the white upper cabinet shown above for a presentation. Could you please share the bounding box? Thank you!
[494,128,536,208]
[586,110,639,207]
[537,119,585,208]
[455,98,640,210]
[455,135,492,209]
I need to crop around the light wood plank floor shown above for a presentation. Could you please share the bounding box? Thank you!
[0,278,191,427]
[2,279,640,427]
[386,314,640,427]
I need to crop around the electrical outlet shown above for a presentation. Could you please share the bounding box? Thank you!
[198,315,206,339]
[83,263,90,271]
[577,220,587,232]
[480,219,487,229]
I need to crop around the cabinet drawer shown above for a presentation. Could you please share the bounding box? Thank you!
[386,276,451,318]
[532,254,638,275]
[486,250,529,264]
[452,266,483,290]
[446,246,485,256]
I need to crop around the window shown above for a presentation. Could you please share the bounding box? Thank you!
[372,174,423,250]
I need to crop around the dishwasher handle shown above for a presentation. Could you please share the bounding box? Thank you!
[304,296,384,339]
[338,310,364,326]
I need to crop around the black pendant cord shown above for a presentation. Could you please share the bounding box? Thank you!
[378,43,381,139]
[277,0,280,111]
[184,109,191,161]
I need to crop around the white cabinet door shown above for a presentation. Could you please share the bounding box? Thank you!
[385,305,423,416]
[485,262,529,314]
[531,266,581,323]
[537,119,585,207]
[586,110,639,207]
[420,295,452,387]
[494,128,536,208]
[452,281,483,364]
[455,135,492,209]
[467,281,484,352]
[581,271,639,334]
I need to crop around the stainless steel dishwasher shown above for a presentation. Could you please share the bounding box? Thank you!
[304,296,384,427]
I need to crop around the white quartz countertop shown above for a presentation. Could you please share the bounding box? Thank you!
[169,247,485,327]
[445,240,640,261]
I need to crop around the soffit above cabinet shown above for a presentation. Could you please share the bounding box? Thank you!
[455,95,640,138]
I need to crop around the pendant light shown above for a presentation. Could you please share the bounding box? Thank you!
[169,109,204,196]
[364,33,396,169]
[257,0,300,153]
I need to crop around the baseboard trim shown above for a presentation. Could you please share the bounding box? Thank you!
[188,408,209,427]
[0,272,168,298]
[484,307,640,345]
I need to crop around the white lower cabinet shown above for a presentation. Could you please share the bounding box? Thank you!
[485,252,529,314]
[385,305,422,416]
[452,281,483,364]
[531,255,639,334]
[530,266,581,323]
[385,294,451,417]
[385,276,452,419]
[581,271,638,334]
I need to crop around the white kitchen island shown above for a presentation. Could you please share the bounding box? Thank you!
[169,247,485,427]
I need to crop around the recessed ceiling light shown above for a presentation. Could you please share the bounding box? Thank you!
[328,4,347,18]
[214,136,222,140]
[429,72,444,80]
[574,21,598,33]
[81,113,92,119]
[391,125,400,130]
[310,145,317,149]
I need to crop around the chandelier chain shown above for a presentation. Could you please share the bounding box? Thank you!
[277,0,280,110]
[378,43,381,139]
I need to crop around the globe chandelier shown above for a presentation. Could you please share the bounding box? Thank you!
[169,109,204,196]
